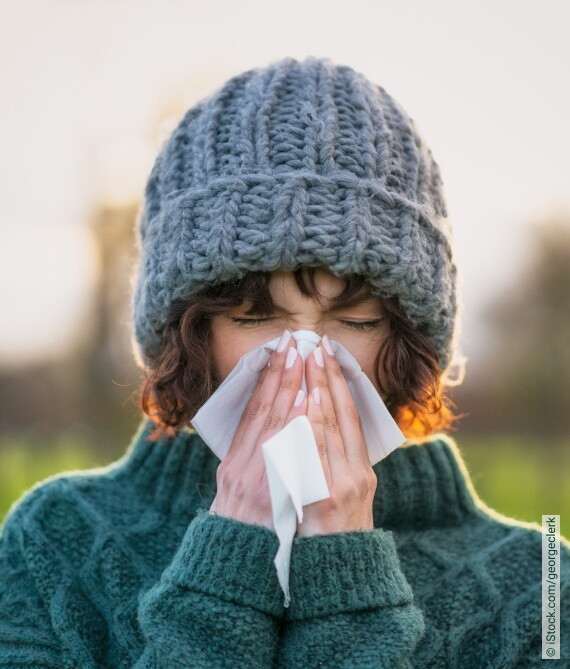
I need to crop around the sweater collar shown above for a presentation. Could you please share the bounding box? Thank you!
[117,417,483,529]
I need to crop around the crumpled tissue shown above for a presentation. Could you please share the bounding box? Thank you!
[190,329,406,606]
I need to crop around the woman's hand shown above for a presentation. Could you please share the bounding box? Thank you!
[209,330,307,532]
[295,334,378,537]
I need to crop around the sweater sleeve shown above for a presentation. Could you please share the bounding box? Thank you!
[275,527,425,669]
[133,508,285,668]
[0,497,285,669]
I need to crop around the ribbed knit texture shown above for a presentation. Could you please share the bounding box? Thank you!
[131,56,459,372]
[1,417,568,668]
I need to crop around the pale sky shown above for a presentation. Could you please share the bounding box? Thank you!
[1,0,569,368]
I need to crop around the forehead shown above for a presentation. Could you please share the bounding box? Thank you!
[267,270,376,311]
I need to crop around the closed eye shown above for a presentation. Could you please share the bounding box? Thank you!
[230,317,384,331]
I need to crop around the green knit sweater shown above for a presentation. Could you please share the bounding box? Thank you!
[1,417,568,668]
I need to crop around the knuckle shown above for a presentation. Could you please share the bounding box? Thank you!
[230,475,248,499]
[356,470,374,494]
[262,410,284,432]
[341,478,361,501]
[368,475,378,496]
[322,411,340,433]
[330,363,344,380]
[241,405,255,421]
[279,374,297,391]
[356,468,378,497]
[337,471,373,501]
[345,402,362,428]
[267,355,280,370]
[259,400,273,416]
[315,435,327,457]
[310,409,325,427]
[244,398,271,421]
[242,398,261,421]
[215,464,225,488]
[216,460,227,480]
[216,462,234,490]
[216,462,252,500]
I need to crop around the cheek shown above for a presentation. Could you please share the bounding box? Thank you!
[330,333,381,393]
[210,326,270,381]
[350,343,376,375]
[328,330,373,363]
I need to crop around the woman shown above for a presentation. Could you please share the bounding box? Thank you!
[1,56,568,668]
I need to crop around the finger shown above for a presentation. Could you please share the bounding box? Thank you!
[228,348,274,455]
[260,389,304,492]
[241,335,304,457]
[305,343,347,474]
[306,381,332,486]
[285,388,307,424]
[255,340,304,441]
[250,340,305,481]
[227,330,295,460]
[321,334,369,468]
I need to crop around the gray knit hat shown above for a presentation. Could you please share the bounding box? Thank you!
[131,56,459,372]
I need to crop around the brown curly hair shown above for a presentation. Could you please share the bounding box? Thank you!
[137,266,465,443]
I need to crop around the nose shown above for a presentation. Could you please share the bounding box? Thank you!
[285,322,325,338]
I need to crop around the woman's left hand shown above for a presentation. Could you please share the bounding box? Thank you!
[295,335,378,537]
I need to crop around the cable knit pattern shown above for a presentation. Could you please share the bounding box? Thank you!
[1,417,568,668]
[131,55,459,372]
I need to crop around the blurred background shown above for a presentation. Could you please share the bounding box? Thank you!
[1,0,569,535]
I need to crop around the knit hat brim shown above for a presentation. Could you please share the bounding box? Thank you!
[131,169,457,371]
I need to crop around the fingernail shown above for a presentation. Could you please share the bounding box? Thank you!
[322,335,334,356]
[312,387,321,405]
[277,329,292,352]
[313,346,324,367]
[285,346,298,369]
[294,389,305,407]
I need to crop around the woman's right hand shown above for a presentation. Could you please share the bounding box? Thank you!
[209,330,308,531]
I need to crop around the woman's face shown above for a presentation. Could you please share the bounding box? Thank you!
[210,269,389,397]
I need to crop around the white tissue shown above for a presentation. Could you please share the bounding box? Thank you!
[190,330,406,606]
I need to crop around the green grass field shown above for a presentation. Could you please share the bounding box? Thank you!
[1,434,568,539]
[457,435,570,539]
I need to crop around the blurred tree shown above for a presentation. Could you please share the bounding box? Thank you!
[74,201,144,453]
[455,216,570,437]
[0,201,143,458]
[0,89,196,459]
